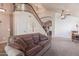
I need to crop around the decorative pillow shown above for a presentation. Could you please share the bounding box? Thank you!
[39,34,48,41]
[5,45,25,56]
[33,34,40,44]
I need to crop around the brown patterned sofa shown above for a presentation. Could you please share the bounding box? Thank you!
[5,33,51,56]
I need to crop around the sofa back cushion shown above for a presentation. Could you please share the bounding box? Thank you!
[20,34,35,48]
[25,37,35,48]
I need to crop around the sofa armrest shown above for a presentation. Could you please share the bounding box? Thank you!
[5,45,24,56]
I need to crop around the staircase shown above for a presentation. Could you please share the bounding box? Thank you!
[14,3,52,35]
[27,4,52,34]
[26,3,47,33]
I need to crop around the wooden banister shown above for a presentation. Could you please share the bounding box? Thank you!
[26,3,47,33]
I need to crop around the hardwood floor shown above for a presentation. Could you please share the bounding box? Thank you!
[0,43,6,53]
[43,37,79,56]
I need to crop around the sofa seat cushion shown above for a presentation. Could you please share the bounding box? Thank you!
[38,40,50,47]
[25,45,43,56]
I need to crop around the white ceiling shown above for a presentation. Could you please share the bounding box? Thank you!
[41,3,79,17]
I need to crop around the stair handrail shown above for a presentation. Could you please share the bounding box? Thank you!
[27,3,47,33]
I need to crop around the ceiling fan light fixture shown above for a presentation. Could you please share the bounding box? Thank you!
[61,15,65,19]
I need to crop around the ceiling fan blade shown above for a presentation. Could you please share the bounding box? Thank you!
[61,10,64,16]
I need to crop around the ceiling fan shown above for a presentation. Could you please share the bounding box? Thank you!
[60,10,71,19]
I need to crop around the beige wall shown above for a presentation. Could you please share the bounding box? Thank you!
[54,13,79,39]
[13,11,47,36]
[0,4,13,43]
